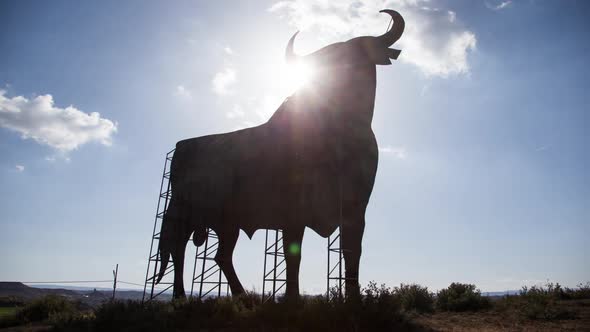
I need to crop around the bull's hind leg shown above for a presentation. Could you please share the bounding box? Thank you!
[283,227,305,301]
[214,227,245,296]
[342,214,365,299]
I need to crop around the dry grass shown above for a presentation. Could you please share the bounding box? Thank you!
[414,299,590,331]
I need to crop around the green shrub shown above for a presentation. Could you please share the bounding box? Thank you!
[562,282,590,300]
[395,283,435,313]
[0,296,24,307]
[15,295,81,324]
[436,283,491,312]
[360,281,403,328]
[519,283,575,320]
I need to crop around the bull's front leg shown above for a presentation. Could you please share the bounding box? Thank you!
[172,242,188,299]
[341,215,365,299]
[282,227,305,301]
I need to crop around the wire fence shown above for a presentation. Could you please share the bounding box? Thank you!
[20,279,169,293]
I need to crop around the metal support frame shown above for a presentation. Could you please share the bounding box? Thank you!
[143,149,175,302]
[190,228,230,299]
[262,229,287,302]
[327,226,345,301]
[143,149,228,303]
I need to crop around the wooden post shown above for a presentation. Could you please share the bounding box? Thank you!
[112,264,118,300]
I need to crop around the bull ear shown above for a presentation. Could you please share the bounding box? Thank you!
[386,48,401,60]
[373,54,392,65]
[369,47,402,65]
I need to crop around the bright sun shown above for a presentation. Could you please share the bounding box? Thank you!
[278,61,315,95]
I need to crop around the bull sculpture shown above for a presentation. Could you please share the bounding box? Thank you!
[157,9,405,300]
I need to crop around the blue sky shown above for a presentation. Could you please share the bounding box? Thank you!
[0,0,588,294]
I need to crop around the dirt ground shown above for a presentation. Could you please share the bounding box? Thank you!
[414,299,590,331]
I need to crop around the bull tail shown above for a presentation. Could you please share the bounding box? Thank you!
[156,247,170,284]
[156,203,175,284]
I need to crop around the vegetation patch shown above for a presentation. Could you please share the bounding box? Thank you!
[1,281,588,331]
[436,282,491,312]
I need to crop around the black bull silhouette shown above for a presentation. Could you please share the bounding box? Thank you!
[157,9,405,300]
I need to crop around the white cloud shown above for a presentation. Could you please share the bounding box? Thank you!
[269,0,477,77]
[212,68,237,95]
[486,1,512,11]
[15,164,24,172]
[0,90,117,152]
[224,46,234,55]
[379,145,407,159]
[173,85,193,100]
[226,104,245,119]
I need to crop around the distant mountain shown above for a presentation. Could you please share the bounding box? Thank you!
[482,290,520,297]
[0,282,171,306]
[0,282,78,300]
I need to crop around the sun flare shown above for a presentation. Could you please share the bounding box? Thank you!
[278,61,315,95]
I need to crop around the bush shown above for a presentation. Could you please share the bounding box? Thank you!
[519,284,575,320]
[0,296,25,307]
[80,288,422,331]
[360,281,403,328]
[395,283,435,313]
[562,282,590,300]
[15,295,82,324]
[436,283,491,312]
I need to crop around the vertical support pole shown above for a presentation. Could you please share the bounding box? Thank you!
[262,230,269,302]
[190,244,198,297]
[327,169,345,301]
[218,263,222,298]
[272,230,279,302]
[327,235,330,300]
[198,235,209,299]
[338,174,343,301]
[112,264,118,300]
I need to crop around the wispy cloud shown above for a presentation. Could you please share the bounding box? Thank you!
[15,164,24,172]
[486,1,512,11]
[379,145,407,159]
[226,104,245,119]
[173,85,193,100]
[535,145,550,152]
[224,46,234,55]
[269,0,477,77]
[0,90,117,152]
[212,68,237,95]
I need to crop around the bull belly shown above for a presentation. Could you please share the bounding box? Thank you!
[228,183,342,238]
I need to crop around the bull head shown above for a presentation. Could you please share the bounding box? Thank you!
[285,9,405,67]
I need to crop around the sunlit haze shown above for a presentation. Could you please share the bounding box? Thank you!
[0,1,588,295]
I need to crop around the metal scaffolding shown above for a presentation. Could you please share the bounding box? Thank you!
[143,149,228,302]
[262,229,287,302]
[190,228,230,299]
[327,226,345,301]
[142,149,175,302]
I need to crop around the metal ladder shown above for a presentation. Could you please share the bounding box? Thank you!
[191,228,230,299]
[142,149,229,302]
[262,229,287,302]
[327,227,345,301]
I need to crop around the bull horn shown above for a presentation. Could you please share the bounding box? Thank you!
[378,9,405,46]
[285,31,300,63]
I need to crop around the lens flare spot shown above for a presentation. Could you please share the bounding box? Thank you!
[288,242,301,255]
